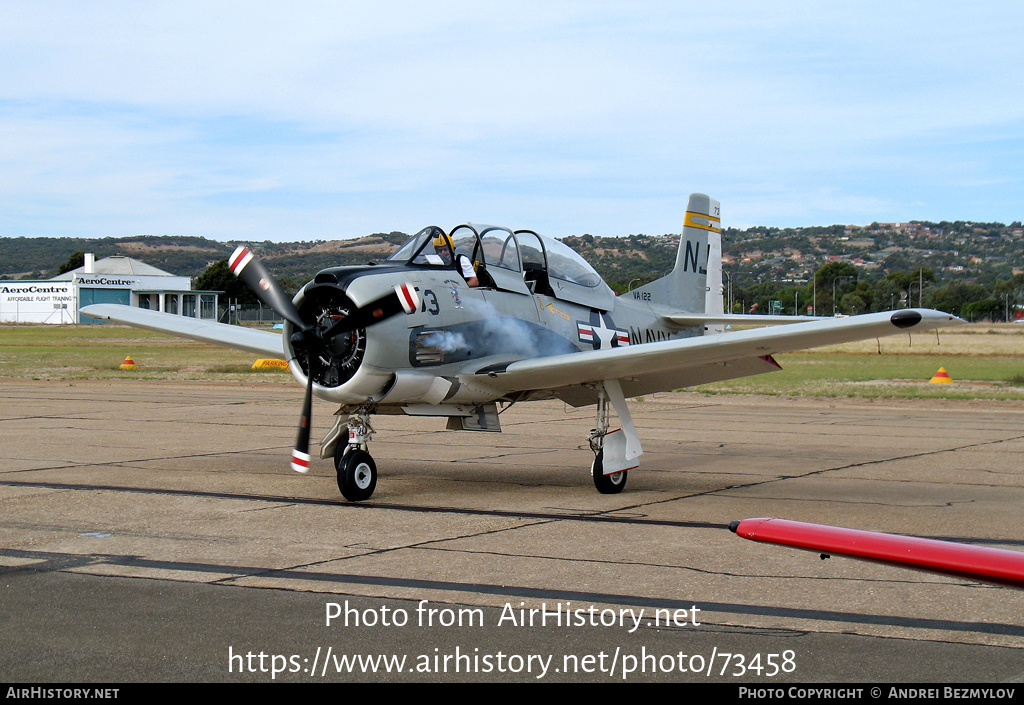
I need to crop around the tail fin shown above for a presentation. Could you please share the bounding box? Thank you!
[704,212,724,317]
[632,193,722,313]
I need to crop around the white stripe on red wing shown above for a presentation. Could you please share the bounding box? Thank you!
[229,246,254,275]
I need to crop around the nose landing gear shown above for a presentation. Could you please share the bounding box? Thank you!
[331,407,378,502]
[337,447,377,502]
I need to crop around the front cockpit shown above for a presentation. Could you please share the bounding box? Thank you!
[387,224,614,309]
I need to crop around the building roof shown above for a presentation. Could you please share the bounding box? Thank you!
[50,256,178,280]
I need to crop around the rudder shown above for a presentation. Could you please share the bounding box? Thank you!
[632,193,721,313]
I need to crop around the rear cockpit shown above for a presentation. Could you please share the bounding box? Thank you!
[387,224,615,309]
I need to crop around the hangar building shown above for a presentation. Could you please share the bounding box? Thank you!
[0,253,220,324]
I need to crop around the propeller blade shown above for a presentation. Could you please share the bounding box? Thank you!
[290,351,315,473]
[322,283,421,339]
[229,246,306,330]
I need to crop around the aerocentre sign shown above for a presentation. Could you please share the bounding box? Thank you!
[0,282,76,323]
[74,277,138,287]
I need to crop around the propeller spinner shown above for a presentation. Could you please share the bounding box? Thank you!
[228,246,420,473]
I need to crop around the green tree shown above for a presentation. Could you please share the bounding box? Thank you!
[57,251,85,275]
[871,277,904,311]
[194,259,258,305]
[993,273,1024,301]
[814,261,858,288]
[927,281,987,316]
[884,268,936,307]
[812,262,858,314]
[961,298,1003,321]
[840,292,867,315]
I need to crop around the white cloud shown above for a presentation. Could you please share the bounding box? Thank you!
[1,1,1022,241]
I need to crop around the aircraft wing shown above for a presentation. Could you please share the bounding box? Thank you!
[474,309,962,397]
[79,304,286,358]
[730,517,1024,589]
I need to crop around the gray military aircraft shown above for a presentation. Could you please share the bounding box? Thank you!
[81,193,963,501]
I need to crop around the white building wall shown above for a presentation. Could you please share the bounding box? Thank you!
[1,274,200,324]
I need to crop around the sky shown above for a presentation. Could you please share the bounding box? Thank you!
[2,1,1023,242]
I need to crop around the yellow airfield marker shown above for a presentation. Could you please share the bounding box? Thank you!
[252,359,289,370]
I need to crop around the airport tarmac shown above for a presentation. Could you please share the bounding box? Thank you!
[2,378,1023,683]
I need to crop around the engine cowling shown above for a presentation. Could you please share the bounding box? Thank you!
[282,281,392,404]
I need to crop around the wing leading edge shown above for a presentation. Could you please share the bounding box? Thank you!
[79,304,285,358]
[731,517,1024,589]
[665,313,821,326]
[473,309,963,398]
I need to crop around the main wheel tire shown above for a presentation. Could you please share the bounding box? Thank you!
[591,449,627,494]
[336,448,377,501]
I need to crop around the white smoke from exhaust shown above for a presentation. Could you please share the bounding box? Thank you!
[420,330,467,353]
[460,296,576,358]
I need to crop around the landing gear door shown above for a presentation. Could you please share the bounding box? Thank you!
[600,430,640,474]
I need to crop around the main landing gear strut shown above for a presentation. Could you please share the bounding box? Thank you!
[587,380,643,494]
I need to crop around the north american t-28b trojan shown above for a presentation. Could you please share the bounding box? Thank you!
[81,194,962,501]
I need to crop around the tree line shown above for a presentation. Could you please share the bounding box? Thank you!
[24,232,1024,322]
[727,262,1024,321]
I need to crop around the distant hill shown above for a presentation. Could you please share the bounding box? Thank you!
[0,233,409,281]
[0,236,231,279]
[2,220,1021,303]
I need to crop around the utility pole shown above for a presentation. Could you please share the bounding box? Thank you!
[832,276,853,315]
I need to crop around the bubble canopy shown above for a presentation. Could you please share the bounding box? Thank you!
[388,224,606,289]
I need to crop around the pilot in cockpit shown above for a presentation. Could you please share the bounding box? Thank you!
[432,231,480,287]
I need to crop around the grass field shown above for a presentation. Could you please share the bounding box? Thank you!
[2,322,1023,400]
[694,323,1024,400]
[0,324,288,383]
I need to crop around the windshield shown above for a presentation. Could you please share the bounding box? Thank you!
[387,226,447,265]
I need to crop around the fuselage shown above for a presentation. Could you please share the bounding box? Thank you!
[284,226,702,406]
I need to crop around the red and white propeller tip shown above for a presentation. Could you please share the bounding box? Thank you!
[395,283,420,314]
[291,449,311,474]
[228,246,254,276]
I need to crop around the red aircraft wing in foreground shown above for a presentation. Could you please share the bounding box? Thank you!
[730,517,1024,589]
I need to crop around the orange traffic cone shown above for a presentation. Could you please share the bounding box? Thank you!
[929,367,952,384]
[119,355,137,370]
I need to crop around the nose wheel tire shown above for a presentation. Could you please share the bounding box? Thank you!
[337,448,377,501]
[591,449,627,494]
